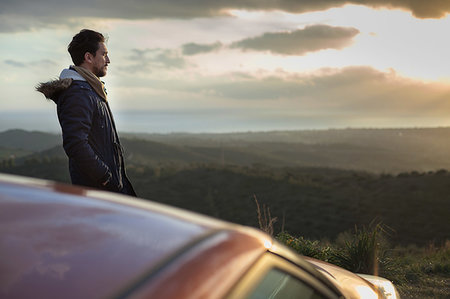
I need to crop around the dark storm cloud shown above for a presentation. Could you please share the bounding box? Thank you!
[1,0,449,32]
[231,25,359,55]
[182,42,223,56]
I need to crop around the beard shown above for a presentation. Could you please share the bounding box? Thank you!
[93,64,107,77]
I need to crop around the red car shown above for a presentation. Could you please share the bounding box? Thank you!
[0,173,398,298]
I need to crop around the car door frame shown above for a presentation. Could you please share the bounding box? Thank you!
[226,252,343,299]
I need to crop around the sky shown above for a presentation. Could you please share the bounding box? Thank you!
[1,0,450,133]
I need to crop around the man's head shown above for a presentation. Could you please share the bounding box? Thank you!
[68,29,110,77]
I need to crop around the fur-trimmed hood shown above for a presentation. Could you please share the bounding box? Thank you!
[36,68,86,103]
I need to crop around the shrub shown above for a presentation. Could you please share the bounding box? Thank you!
[331,222,388,275]
[277,232,334,262]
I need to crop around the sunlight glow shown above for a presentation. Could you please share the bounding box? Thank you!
[355,285,378,299]
[263,239,273,249]
[358,274,400,299]
[225,5,450,81]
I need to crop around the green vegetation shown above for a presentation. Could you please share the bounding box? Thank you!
[277,222,389,276]
[386,242,450,298]
[277,232,334,262]
[129,163,449,247]
[277,229,450,298]
[331,222,387,274]
[0,147,32,160]
[0,156,69,182]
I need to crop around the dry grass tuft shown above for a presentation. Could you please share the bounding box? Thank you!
[254,194,277,236]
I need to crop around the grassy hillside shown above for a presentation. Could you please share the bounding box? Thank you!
[278,229,450,298]
[2,157,448,246]
[128,164,449,246]
[0,147,32,160]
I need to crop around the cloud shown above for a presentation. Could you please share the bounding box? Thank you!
[31,59,58,67]
[3,59,57,68]
[1,0,449,32]
[140,66,450,117]
[121,48,187,72]
[4,60,26,68]
[0,3,98,33]
[231,25,359,55]
[107,66,450,131]
[182,42,223,55]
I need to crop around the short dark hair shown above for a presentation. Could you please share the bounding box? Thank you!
[68,29,105,66]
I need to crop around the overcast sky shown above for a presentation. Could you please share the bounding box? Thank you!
[1,0,450,133]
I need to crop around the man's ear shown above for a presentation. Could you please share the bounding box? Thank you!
[84,52,93,64]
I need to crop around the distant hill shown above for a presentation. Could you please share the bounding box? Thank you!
[3,128,450,173]
[125,127,450,146]
[0,129,60,151]
[22,138,286,167]
[125,128,450,173]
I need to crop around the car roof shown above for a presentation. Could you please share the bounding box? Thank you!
[0,174,271,298]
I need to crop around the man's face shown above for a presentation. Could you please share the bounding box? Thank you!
[92,42,110,77]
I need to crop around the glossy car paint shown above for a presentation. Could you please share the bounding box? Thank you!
[0,174,273,299]
[305,257,382,299]
[0,176,212,298]
[0,174,386,299]
[127,230,267,298]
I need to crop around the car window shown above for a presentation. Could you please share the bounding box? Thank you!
[248,268,325,299]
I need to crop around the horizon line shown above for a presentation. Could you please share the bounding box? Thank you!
[3,126,450,135]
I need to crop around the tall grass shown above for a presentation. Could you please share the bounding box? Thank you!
[276,226,450,298]
[277,224,386,275]
[254,195,277,236]
[277,232,334,262]
[255,197,388,275]
[331,222,388,275]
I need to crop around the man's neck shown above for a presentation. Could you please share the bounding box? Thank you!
[78,63,95,76]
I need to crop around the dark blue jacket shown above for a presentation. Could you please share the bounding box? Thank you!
[37,70,136,196]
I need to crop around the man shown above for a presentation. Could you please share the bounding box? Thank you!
[37,29,136,196]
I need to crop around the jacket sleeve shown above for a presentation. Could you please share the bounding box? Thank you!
[57,86,111,184]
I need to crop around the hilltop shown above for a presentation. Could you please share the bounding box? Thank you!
[3,127,450,173]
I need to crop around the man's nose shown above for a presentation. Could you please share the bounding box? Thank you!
[106,55,111,64]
